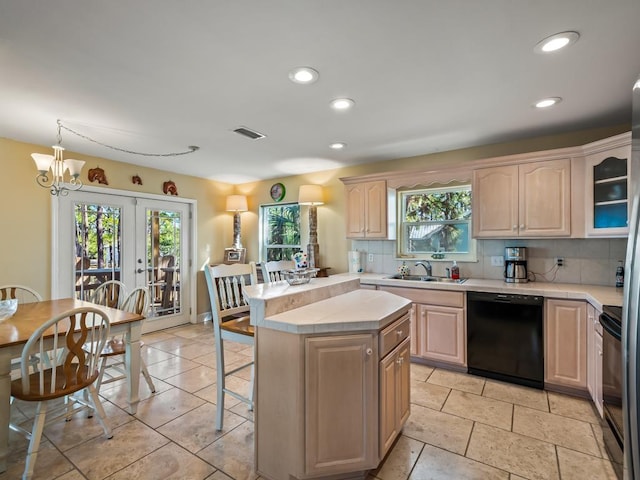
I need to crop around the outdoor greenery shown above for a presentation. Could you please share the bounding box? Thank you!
[402,187,472,253]
[263,204,301,261]
[75,204,122,268]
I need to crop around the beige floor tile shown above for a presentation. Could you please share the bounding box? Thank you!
[557,446,618,480]
[548,391,600,424]
[229,401,255,422]
[223,340,252,353]
[409,443,509,480]
[466,423,559,480]
[142,345,178,365]
[134,387,205,429]
[166,323,212,339]
[373,435,423,480]
[163,364,216,393]
[411,380,451,411]
[193,384,242,409]
[56,471,88,480]
[65,420,169,480]
[148,335,199,354]
[483,379,549,412]
[157,403,246,452]
[105,442,216,480]
[512,405,600,456]
[145,355,200,380]
[206,471,234,480]
[442,390,513,430]
[198,421,259,480]
[402,403,473,455]
[410,362,435,382]
[427,368,485,394]
[172,341,215,360]
[139,330,175,345]
[98,376,171,409]
[0,439,75,480]
[193,351,217,366]
[44,401,134,451]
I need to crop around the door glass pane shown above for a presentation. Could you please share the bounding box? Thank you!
[74,203,122,300]
[146,209,181,317]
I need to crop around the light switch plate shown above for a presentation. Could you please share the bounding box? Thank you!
[368,253,374,262]
[491,256,504,267]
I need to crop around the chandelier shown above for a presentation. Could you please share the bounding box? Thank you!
[31,119,85,196]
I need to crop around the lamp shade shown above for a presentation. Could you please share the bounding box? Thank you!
[226,194,248,212]
[298,185,324,205]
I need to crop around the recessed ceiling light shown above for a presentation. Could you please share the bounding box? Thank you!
[330,142,347,150]
[330,98,355,111]
[534,31,580,53]
[534,97,562,108]
[288,67,319,84]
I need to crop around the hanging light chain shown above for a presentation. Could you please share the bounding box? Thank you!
[57,120,200,157]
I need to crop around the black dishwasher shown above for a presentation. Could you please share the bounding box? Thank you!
[467,292,544,389]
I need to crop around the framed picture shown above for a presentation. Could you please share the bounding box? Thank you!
[224,247,246,264]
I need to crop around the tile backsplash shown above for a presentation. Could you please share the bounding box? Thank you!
[351,238,627,287]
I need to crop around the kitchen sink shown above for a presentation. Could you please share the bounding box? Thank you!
[385,274,467,284]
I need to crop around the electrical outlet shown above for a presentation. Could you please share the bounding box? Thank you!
[555,257,564,267]
[490,256,504,267]
[368,253,374,262]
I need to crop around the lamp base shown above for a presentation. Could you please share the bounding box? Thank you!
[307,243,320,269]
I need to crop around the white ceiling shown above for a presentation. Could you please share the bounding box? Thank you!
[1,1,639,184]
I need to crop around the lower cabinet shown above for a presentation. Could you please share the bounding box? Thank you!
[587,303,604,416]
[379,337,410,457]
[545,299,588,390]
[378,286,466,367]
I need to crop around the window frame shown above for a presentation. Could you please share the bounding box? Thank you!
[397,184,477,262]
[259,202,302,262]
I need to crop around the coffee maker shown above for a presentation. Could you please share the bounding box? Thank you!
[504,247,528,283]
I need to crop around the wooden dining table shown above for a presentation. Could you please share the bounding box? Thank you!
[0,298,145,473]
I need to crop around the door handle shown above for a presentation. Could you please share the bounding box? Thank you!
[137,268,145,274]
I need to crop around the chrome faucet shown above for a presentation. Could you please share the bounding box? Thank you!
[415,261,432,277]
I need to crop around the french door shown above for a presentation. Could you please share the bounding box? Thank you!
[54,188,194,332]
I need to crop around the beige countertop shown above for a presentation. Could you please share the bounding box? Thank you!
[244,275,411,334]
[355,273,623,310]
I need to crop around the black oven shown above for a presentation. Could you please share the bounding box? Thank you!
[600,305,624,479]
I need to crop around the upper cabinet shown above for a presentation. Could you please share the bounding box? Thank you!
[583,133,632,237]
[473,158,571,238]
[345,180,396,239]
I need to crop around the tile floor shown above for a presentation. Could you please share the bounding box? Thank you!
[3,322,618,480]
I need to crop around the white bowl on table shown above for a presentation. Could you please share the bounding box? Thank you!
[0,299,18,321]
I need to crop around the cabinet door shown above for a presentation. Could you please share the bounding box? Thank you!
[587,304,596,399]
[417,304,466,366]
[585,143,631,237]
[380,338,411,457]
[545,299,587,389]
[409,304,418,356]
[519,159,571,237]
[346,184,366,238]
[305,334,377,476]
[594,330,603,416]
[364,181,388,238]
[472,165,519,237]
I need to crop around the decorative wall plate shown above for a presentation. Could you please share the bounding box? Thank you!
[270,182,286,202]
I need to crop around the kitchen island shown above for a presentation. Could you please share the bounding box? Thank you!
[244,275,412,480]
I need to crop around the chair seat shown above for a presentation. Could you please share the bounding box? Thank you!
[11,365,98,402]
[220,316,254,336]
[101,339,147,357]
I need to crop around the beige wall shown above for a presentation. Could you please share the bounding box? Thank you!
[0,123,628,317]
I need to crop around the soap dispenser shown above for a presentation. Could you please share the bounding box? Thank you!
[451,261,460,280]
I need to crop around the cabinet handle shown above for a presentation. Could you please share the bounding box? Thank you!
[396,356,404,365]
[520,224,525,230]
[396,330,403,336]
[512,225,517,230]
[366,348,373,356]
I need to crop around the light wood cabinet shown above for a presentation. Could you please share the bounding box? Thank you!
[545,299,587,391]
[473,158,571,238]
[378,286,466,367]
[345,180,395,239]
[584,135,632,237]
[305,334,377,476]
[379,337,410,457]
[587,303,604,416]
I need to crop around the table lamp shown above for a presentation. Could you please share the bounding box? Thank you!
[226,194,248,249]
[298,185,324,268]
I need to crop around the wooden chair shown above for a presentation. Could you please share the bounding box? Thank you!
[153,255,175,310]
[0,285,42,303]
[261,260,295,283]
[10,307,113,480]
[90,280,127,309]
[204,262,257,431]
[95,287,156,393]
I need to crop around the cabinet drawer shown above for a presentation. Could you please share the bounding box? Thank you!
[380,313,410,358]
[379,286,464,308]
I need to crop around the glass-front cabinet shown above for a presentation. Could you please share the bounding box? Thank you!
[584,134,632,237]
